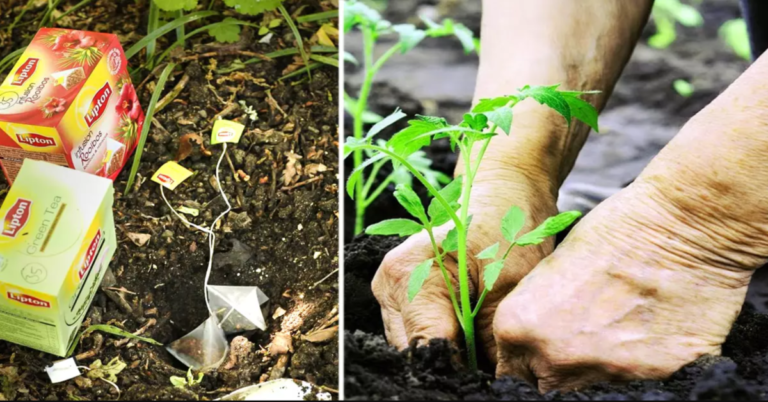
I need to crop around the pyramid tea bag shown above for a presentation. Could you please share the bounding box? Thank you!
[208,285,269,334]
[166,315,229,370]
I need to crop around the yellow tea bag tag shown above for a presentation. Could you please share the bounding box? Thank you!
[211,120,245,145]
[152,161,193,190]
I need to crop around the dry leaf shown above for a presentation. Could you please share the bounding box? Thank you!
[283,151,303,185]
[269,332,293,356]
[127,233,151,247]
[314,23,338,47]
[301,326,338,343]
[272,307,286,319]
[176,133,212,162]
[304,163,327,177]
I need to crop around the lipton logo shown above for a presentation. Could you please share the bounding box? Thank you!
[84,82,112,127]
[7,292,50,308]
[78,230,102,279]
[157,174,174,185]
[11,58,38,86]
[218,128,235,139]
[2,199,31,238]
[16,133,56,148]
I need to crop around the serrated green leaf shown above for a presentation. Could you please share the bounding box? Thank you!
[393,24,426,53]
[406,151,451,188]
[366,108,406,140]
[501,206,525,243]
[428,176,463,225]
[561,92,599,132]
[515,211,582,246]
[483,106,513,135]
[344,1,383,32]
[483,260,505,291]
[477,242,499,259]
[343,136,367,158]
[208,18,242,43]
[472,96,517,113]
[366,219,423,237]
[153,0,197,11]
[408,259,434,302]
[394,184,428,223]
[346,152,387,198]
[224,0,282,15]
[452,23,475,53]
[518,84,571,123]
[387,118,446,159]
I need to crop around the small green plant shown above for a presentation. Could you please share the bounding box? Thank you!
[673,78,694,97]
[345,0,476,235]
[345,85,599,370]
[649,0,703,49]
[170,368,204,388]
[719,18,751,61]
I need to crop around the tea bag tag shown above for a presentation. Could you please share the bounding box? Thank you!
[45,358,81,383]
[151,161,193,190]
[210,119,245,145]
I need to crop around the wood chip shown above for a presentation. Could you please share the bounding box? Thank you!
[127,233,151,247]
[301,326,338,343]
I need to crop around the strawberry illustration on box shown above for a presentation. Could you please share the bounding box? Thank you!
[0,28,143,183]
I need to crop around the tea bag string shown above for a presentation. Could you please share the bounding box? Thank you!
[159,142,232,317]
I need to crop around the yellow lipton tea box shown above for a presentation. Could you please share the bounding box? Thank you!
[0,159,116,356]
[0,28,143,183]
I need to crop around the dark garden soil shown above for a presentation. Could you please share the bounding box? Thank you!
[343,0,768,399]
[0,0,339,400]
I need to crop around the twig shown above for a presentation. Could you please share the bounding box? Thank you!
[115,318,157,347]
[224,148,240,182]
[281,176,321,191]
[213,102,239,120]
[311,268,338,289]
[155,73,189,113]
[181,50,271,62]
[105,287,136,295]
[74,333,103,361]
[266,89,288,118]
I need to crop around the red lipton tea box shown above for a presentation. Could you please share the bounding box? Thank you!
[0,28,144,183]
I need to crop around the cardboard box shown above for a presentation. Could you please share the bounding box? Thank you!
[0,28,143,183]
[0,159,116,356]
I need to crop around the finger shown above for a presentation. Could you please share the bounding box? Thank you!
[401,257,463,347]
[493,289,541,386]
[380,305,408,350]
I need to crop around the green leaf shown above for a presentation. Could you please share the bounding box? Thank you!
[346,152,387,198]
[501,206,525,243]
[452,23,475,54]
[406,151,451,189]
[472,96,517,113]
[719,19,751,61]
[393,24,426,53]
[387,118,447,159]
[518,84,571,123]
[344,1,383,32]
[208,17,242,43]
[515,211,582,246]
[483,106,513,135]
[366,108,406,140]
[561,92,599,132]
[442,215,472,253]
[462,113,488,131]
[394,185,428,223]
[483,260,505,291]
[153,0,197,11]
[365,219,423,237]
[88,356,126,383]
[477,242,499,259]
[223,0,282,15]
[171,376,188,388]
[345,92,383,123]
[344,51,359,65]
[68,324,162,357]
[343,136,367,158]
[408,259,434,302]
[427,176,463,225]
[422,16,475,53]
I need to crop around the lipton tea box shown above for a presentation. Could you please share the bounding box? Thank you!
[0,159,116,356]
[0,28,143,183]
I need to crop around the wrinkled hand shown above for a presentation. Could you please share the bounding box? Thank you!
[372,172,558,360]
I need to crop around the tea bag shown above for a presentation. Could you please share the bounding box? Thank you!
[208,285,269,334]
[166,315,229,370]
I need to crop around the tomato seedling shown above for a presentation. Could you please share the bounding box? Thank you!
[345,0,477,235]
[345,85,599,370]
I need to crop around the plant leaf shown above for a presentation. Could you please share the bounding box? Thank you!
[442,215,471,253]
[365,219,423,237]
[344,51,358,65]
[561,92,599,132]
[223,0,282,15]
[501,206,525,243]
[483,260,505,291]
[517,84,571,123]
[387,118,447,159]
[462,113,488,131]
[515,211,582,246]
[208,17,242,43]
[394,184,428,223]
[472,96,517,113]
[344,1,383,32]
[366,108,406,140]
[408,259,434,302]
[393,24,426,53]
[427,176,463,225]
[153,0,198,11]
[483,106,513,135]
[477,242,499,259]
[346,152,387,198]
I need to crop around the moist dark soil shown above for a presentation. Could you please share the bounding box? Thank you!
[0,0,339,400]
[344,0,768,399]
